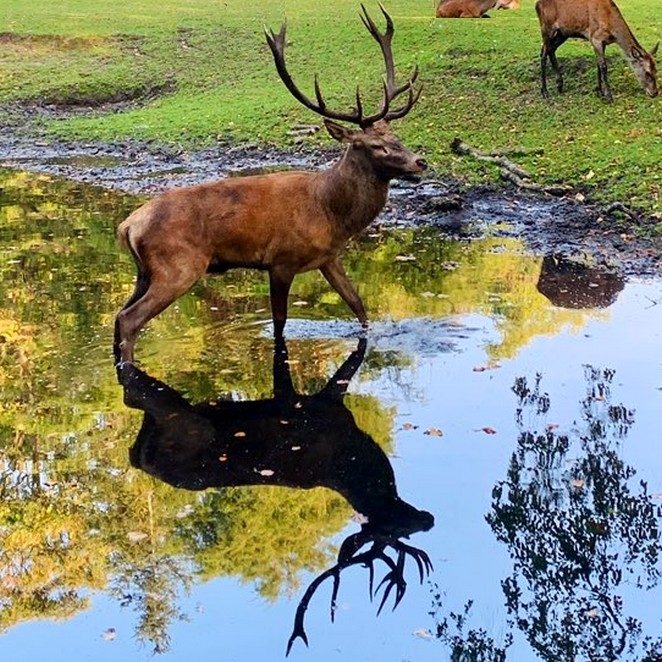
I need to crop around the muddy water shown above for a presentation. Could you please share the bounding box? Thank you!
[0,168,661,661]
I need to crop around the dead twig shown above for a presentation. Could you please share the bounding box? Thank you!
[451,137,572,197]
[451,137,531,179]
[604,202,641,222]
[499,168,572,197]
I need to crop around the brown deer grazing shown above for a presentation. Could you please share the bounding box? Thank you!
[535,0,659,100]
[114,5,425,365]
[436,0,520,19]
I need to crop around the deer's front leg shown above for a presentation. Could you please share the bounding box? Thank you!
[320,258,368,326]
[269,268,295,338]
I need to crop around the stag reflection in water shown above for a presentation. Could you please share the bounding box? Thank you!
[121,338,433,654]
[536,255,624,309]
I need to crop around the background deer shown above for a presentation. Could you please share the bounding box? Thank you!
[436,0,520,19]
[114,5,425,365]
[123,337,434,653]
[535,0,659,100]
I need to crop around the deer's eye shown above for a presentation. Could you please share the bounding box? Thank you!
[371,144,389,155]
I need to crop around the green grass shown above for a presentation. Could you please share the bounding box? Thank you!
[1,0,661,213]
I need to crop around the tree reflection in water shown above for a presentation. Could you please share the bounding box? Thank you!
[122,337,433,654]
[434,367,662,661]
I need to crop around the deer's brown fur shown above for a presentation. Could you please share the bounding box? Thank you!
[535,0,659,100]
[436,0,519,19]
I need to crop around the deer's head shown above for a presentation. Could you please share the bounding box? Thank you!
[631,43,659,98]
[266,4,427,181]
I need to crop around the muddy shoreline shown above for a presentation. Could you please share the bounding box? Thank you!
[1,108,660,276]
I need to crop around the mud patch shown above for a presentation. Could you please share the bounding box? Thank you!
[0,121,659,277]
[0,32,108,53]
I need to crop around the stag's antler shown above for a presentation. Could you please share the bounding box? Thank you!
[286,531,433,655]
[265,3,421,129]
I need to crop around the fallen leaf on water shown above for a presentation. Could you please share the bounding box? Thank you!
[394,254,416,262]
[292,300,308,306]
[101,628,116,641]
[352,512,369,524]
[480,427,497,435]
[413,629,434,640]
[234,431,246,437]
[219,454,228,462]
[585,608,598,619]
[571,478,585,489]
[335,379,350,385]
[255,469,275,477]
[280,419,289,425]
[291,446,301,451]
[546,423,560,431]
[401,422,418,431]
[127,531,148,543]
[424,427,444,437]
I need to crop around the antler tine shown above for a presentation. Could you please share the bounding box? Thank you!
[360,4,396,92]
[384,84,423,123]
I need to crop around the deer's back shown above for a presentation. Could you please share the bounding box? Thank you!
[536,0,621,37]
[120,171,341,274]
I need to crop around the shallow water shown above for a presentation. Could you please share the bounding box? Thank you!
[0,168,660,661]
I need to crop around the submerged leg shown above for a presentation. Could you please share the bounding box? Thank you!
[115,261,205,366]
[269,268,294,339]
[320,257,367,326]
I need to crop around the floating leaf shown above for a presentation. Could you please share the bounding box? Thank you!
[424,427,444,437]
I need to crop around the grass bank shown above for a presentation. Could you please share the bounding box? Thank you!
[1,0,661,214]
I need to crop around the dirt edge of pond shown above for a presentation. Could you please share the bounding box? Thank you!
[1,107,659,277]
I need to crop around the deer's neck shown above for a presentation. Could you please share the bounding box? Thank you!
[316,148,389,238]
[612,11,642,60]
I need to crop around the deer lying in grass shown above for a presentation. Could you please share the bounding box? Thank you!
[535,0,659,100]
[114,5,425,365]
[436,0,520,19]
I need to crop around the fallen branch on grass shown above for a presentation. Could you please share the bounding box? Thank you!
[451,137,572,197]
[499,168,572,197]
[603,202,641,222]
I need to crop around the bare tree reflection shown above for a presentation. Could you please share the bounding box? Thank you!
[486,367,661,660]
[121,338,433,654]
[432,367,661,660]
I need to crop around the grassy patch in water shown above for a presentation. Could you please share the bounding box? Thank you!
[1,0,661,213]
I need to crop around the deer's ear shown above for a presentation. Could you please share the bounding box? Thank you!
[651,42,660,57]
[324,120,353,143]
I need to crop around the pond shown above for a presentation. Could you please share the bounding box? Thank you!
[1,168,661,661]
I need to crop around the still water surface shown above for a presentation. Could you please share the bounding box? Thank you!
[0,169,660,661]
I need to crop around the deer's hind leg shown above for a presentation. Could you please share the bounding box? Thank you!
[115,253,208,367]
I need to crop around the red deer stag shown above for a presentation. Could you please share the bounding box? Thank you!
[535,0,658,100]
[114,5,425,365]
[436,0,520,19]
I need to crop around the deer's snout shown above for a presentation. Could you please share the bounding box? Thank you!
[414,158,428,172]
